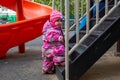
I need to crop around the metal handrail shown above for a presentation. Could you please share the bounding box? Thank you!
[69,0,120,55]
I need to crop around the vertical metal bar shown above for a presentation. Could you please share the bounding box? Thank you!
[105,0,108,15]
[86,0,90,34]
[81,0,84,17]
[95,0,99,24]
[52,0,55,9]
[115,0,117,6]
[75,0,79,43]
[60,0,63,13]
[65,0,69,80]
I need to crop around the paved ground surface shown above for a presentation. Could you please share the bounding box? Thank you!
[0,36,120,80]
[0,37,58,80]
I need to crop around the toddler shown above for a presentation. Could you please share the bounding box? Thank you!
[41,10,65,74]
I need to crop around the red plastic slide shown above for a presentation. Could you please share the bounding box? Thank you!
[0,0,52,58]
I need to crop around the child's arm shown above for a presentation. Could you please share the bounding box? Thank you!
[46,31,63,42]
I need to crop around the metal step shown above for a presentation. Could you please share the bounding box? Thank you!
[69,43,87,61]
[90,17,115,31]
[69,16,120,80]
[69,30,100,43]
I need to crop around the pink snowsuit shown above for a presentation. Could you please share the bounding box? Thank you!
[42,21,65,72]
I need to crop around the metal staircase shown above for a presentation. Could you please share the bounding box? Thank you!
[55,0,120,80]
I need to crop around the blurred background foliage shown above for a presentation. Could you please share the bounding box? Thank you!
[34,0,86,19]
[34,0,52,6]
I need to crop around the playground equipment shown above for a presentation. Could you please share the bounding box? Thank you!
[55,0,120,80]
[0,0,52,58]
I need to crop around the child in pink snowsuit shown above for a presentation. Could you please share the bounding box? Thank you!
[41,10,65,74]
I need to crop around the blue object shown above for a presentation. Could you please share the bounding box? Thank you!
[79,2,105,30]
[93,2,105,15]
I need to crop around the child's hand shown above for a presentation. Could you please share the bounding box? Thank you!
[59,36,64,41]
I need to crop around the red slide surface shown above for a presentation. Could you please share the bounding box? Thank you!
[0,0,52,58]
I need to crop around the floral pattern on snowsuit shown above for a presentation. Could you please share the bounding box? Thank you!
[42,21,65,72]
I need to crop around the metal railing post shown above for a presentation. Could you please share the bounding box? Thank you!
[95,0,99,24]
[52,0,55,9]
[86,0,90,34]
[60,0,63,13]
[115,0,117,6]
[65,0,70,80]
[75,0,79,43]
[105,0,108,15]
[81,0,84,17]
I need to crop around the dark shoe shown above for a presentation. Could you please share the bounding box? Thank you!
[42,70,54,74]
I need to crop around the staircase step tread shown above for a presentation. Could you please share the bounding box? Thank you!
[80,30,102,36]
[69,43,87,54]
[91,17,116,21]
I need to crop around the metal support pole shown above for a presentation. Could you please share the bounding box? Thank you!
[65,0,69,80]
[75,0,79,43]
[60,0,63,13]
[105,0,108,15]
[95,0,99,24]
[52,0,55,9]
[81,0,84,17]
[86,0,90,34]
[115,0,117,6]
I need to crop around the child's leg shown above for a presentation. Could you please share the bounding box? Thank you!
[53,55,65,66]
[42,57,54,74]
[53,45,65,66]
[42,47,55,74]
